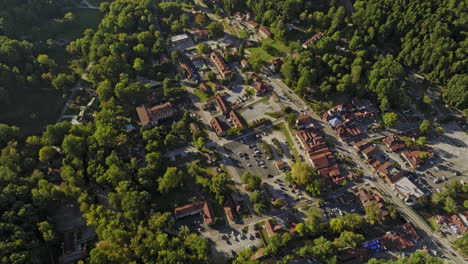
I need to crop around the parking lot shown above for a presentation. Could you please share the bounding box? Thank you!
[202,224,263,259]
[224,135,280,179]
[239,95,283,123]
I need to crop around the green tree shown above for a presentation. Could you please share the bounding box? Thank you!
[158,167,183,193]
[207,22,224,38]
[210,173,228,204]
[329,218,344,233]
[194,13,208,27]
[207,72,217,82]
[443,75,468,108]
[287,113,298,128]
[365,201,384,225]
[419,120,431,134]
[333,231,365,249]
[416,136,427,146]
[444,196,458,214]
[382,112,398,127]
[37,221,55,242]
[453,233,468,255]
[38,146,57,163]
[0,124,20,147]
[197,43,211,54]
[196,137,205,150]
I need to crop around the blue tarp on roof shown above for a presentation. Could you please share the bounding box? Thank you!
[328,117,342,127]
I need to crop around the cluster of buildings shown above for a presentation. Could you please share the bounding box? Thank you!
[210,51,232,79]
[323,98,376,142]
[262,213,298,238]
[210,95,244,136]
[136,102,176,128]
[252,75,271,96]
[434,211,468,237]
[356,189,389,218]
[295,114,345,184]
[356,143,423,204]
[383,135,434,169]
[177,51,201,82]
[364,222,421,252]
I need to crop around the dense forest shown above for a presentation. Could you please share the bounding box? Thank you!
[218,0,467,111]
[0,0,466,263]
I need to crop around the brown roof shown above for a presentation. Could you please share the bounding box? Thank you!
[193,29,208,37]
[229,110,243,128]
[276,161,287,170]
[211,117,225,136]
[215,95,229,114]
[303,32,324,48]
[254,82,268,94]
[296,114,314,128]
[383,135,405,151]
[136,105,150,126]
[354,140,370,150]
[224,204,234,221]
[259,26,271,38]
[210,51,230,78]
[402,223,420,241]
[357,189,388,217]
[402,150,432,169]
[199,82,210,92]
[264,219,281,238]
[361,145,378,158]
[381,232,415,250]
[248,21,259,28]
[174,201,213,225]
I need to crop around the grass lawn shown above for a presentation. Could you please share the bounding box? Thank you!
[193,88,212,102]
[0,89,66,136]
[263,39,289,54]
[247,47,273,62]
[57,8,103,40]
[274,122,299,160]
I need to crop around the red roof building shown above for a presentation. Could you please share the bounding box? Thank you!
[402,223,421,241]
[383,135,406,152]
[199,82,210,92]
[136,102,176,127]
[361,145,378,159]
[210,51,231,78]
[211,117,226,136]
[264,219,282,238]
[215,95,229,114]
[302,32,324,49]
[402,150,432,169]
[380,232,415,250]
[259,26,272,39]
[296,114,315,129]
[229,110,243,128]
[354,140,370,151]
[174,201,213,225]
[357,189,388,217]
[247,21,259,29]
[254,82,269,95]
